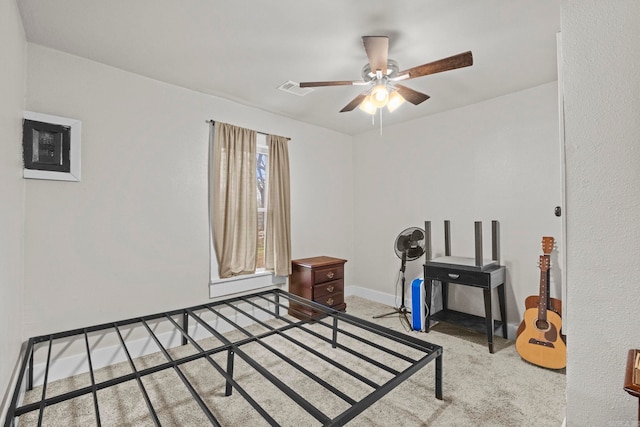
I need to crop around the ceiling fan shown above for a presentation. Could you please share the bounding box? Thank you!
[299,36,473,114]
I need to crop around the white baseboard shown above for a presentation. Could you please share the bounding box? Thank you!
[344,285,408,307]
[0,343,29,426]
[345,285,519,340]
[25,286,518,392]
[28,300,279,389]
[26,288,389,389]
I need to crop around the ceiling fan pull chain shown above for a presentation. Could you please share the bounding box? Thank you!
[379,108,383,135]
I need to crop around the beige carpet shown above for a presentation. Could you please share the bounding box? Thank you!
[18,296,565,426]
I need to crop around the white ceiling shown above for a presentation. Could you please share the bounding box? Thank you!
[17,0,561,136]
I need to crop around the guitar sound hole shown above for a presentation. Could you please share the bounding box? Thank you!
[535,319,549,330]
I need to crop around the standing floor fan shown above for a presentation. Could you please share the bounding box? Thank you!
[374,227,426,327]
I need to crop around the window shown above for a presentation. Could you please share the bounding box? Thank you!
[209,122,290,292]
[256,134,268,271]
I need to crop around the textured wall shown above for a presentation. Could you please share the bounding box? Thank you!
[562,1,640,424]
[0,0,26,417]
[352,82,562,334]
[23,44,354,339]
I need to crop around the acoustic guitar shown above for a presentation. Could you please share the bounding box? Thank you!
[515,239,566,369]
[516,237,564,336]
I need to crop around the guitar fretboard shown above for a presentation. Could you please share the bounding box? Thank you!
[537,255,550,322]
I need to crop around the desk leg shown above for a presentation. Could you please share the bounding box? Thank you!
[435,352,443,400]
[424,279,433,332]
[498,284,507,339]
[483,288,494,353]
[441,281,449,311]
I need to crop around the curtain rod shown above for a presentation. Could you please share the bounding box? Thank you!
[206,120,290,140]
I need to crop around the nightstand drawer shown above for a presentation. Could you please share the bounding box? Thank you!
[313,279,343,298]
[314,265,343,284]
[424,264,504,288]
[425,266,485,286]
[315,292,344,308]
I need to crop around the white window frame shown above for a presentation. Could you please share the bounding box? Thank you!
[256,134,269,272]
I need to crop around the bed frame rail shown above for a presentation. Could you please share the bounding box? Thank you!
[4,289,442,427]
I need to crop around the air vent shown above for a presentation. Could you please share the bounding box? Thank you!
[277,81,314,96]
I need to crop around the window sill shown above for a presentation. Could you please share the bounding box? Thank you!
[209,271,287,299]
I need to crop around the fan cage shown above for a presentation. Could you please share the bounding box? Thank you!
[394,227,426,261]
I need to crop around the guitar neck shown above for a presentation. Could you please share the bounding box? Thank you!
[537,255,550,322]
[545,261,551,307]
[540,237,554,310]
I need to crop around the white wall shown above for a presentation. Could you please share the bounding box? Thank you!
[23,44,353,339]
[352,82,562,333]
[12,4,640,425]
[562,1,640,425]
[0,0,26,418]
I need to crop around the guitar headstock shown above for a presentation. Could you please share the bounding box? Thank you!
[539,255,550,272]
[541,236,555,255]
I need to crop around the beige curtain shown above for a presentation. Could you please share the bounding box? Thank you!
[210,122,257,278]
[265,134,292,276]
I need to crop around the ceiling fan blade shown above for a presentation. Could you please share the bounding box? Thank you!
[362,36,389,75]
[299,80,362,88]
[395,84,430,105]
[397,51,473,80]
[340,94,367,113]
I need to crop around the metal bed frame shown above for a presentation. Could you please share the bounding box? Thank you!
[4,289,442,426]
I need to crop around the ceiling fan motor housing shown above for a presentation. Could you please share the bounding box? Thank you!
[361,60,400,82]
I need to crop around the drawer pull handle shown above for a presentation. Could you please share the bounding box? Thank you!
[326,272,335,279]
[326,298,334,306]
[448,273,460,279]
[327,285,334,292]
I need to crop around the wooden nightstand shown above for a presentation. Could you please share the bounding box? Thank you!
[288,256,347,319]
[624,349,640,422]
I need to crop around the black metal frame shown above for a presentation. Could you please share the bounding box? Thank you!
[4,289,442,426]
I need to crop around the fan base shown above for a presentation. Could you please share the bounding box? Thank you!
[373,306,412,329]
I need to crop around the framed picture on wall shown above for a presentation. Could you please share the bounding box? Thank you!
[22,111,81,181]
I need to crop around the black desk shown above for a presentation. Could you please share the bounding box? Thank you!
[424,260,507,353]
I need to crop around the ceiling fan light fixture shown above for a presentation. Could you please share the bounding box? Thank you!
[387,90,405,112]
[370,84,389,108]
[358,95,376,115]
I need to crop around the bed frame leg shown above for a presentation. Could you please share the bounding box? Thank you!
[332,317,338,348]
[435,353,443,400]
[225,349,235,396]
[28,347,34,391]
[274,294,280,317]
[182,312,188,346]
